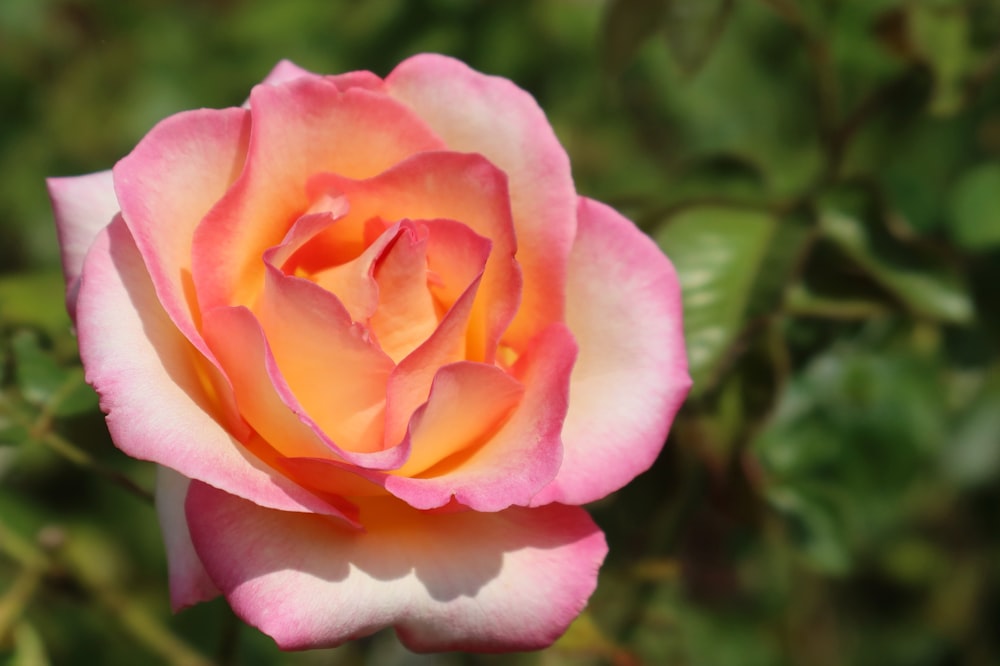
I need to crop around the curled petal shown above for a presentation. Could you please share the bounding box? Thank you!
[382,271,484,449]
[187,482,607,652]
[46,170,119,316]
[255,264,395,454]
[386,54,576,347]
[368,223,438,363]
[377,323,574,511]
[193,79,445,312]
[306,151,521,363]
[395,362,523,476]
[76,216,345,517]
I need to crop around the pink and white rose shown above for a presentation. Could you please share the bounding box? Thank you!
[48,55,689,652]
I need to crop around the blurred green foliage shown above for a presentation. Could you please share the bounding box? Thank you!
[2,0,999,664]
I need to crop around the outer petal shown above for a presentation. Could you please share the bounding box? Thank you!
[76,216,346,517]
[386,54,577,347]
[187,482,607,652]
[113,106,251,361]
[46,170,119,316]
[192,78,444,312]
[258,59,313,86]
[257,59,385,93]
[532,198,691,506]
[155,467,219,610]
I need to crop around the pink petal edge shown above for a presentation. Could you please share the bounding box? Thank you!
[46,170,119,317]
[187,481,607,652]
[75,216,347,517]
[532,197,691,506]
[112,106,251,364]
[259,59,314,86]
[386,53,577,348]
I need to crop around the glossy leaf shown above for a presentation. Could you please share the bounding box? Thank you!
[946,162,1000,250]
[820,210,973,324]
[661,0,734,76]
[654,206,798,395]
[0,272,71,334]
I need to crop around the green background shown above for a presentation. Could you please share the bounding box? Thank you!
[2,0,1000,664]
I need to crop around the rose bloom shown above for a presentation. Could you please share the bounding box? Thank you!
[48,55,689,652]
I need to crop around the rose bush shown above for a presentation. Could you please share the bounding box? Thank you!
[47,55,690,652]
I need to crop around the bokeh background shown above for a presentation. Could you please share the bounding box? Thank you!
[2,0,1000,664]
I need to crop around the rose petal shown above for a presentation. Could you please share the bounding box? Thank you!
[422,218,495,315]
[187,482,607,652]
[394,361,524,476]
[263,193,350,271]
[258,59,313,86]
[46,170,119,316]
[306,223,401,324]
[260,196,392,326]
[381,269,484,449]
[113,107,251,360]
[193,77,445,312]
[202,306,346,462]
[368,223,439,363]
[531,198,691,506]
[76,216,345,517]
[377,323,574,511]
[327,70,385,92]
[258,59,384,93]
[256,264,395,454]
[155,466,219,610]
[386,54,577,347]
[202,269,410,470]
[308,151,521,364]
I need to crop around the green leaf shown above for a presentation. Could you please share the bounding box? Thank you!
[10,621,51,666]
[654,206,783,395]
[602,0,667,73]
[9,330,66,407]
[0,272,70,334]
[766,485,852,574]
[909,3,971,116]
[941,376,1000,488]
[661,0,734,76]
[0,395,30,445]
[820,210,973,324]
[5,328,96,418]
[49,368,98,419]
[754,342,947,572]
[946,162,1000,250]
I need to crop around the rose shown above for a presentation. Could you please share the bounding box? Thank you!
[47,55,689,652]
